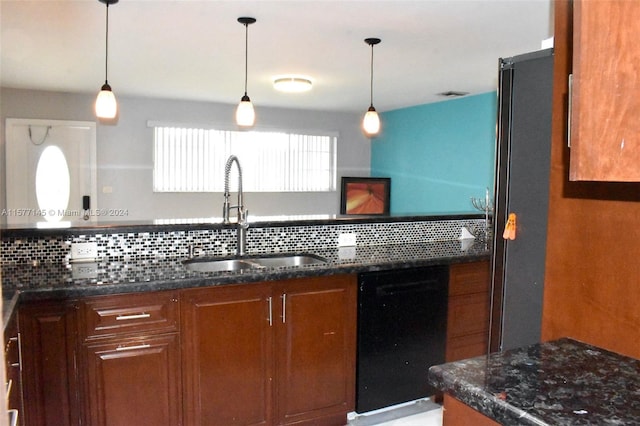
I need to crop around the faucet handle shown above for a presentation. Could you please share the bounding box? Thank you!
[239,208,249,226]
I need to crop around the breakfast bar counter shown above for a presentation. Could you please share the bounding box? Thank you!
[428,338,640,425]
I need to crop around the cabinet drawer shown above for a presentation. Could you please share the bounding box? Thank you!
[449,261,490,296]
[80,291,179,340]
[446,333,488,362]
[447,292,489,339]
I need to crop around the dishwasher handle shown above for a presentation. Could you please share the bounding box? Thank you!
[375,279,445,296]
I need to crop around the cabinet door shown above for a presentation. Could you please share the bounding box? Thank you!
[19,302,79,426]
[570,0,640,181]
[83,333,181,426]
[181,283,273,426]
[274,275,357,426]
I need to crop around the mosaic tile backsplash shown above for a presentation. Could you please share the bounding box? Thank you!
[0,219,486,266]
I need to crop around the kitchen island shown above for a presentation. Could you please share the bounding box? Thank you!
[428,337,640,425]
[1,213,488,307]
[1,214,491,425]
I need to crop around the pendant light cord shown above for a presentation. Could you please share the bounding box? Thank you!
[243,22,249,96]
[104,3,110,84]
[369,43,374,107]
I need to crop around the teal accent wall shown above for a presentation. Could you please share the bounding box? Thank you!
[371,92,496,214]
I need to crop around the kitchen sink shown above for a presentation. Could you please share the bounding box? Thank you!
[183,258,260,273]
[183,253,327,273]
[250,253,327,268]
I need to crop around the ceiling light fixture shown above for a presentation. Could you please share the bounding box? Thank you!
[236,17,257,128]
[95,0,118,119]
[273,76,313,93]
[363,37,382,137]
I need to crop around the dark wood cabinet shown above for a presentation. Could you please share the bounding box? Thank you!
[16,274,359,425]
[442,394,499,426]
[181,275,357,426]
[445,261,490,362]
[569,0,640,181]
[83,333,181,426]
[77,290,181,426]
[274,276,356,425]
[442,261,492,420]
[181,282,273,425]
[19,302,80,426]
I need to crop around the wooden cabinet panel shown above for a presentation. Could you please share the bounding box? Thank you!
[275,275,357,425]
[443,394,499,426]
[83,333,181,426]
[449,261,490,297]
[19,302,79,426]
[446,334,488,363]
[181,283,273,426]
[569,0,640,181]
[80,291,179,340]
[447,293,489,338]
[446,261,490,362]
[20,275,357,426]
[181,275,357,426]
[542,0,640,361]
[78,290,182,426]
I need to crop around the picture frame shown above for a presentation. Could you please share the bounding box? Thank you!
[340,177,390,215]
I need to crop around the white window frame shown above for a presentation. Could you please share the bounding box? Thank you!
[150,121,337,193]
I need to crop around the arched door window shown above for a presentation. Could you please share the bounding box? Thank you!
[35,145,70,222]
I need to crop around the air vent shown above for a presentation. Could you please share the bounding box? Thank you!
[437,91,469,97]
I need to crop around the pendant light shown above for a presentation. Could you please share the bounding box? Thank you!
[236,17,257,127]
[363,37,381,137]
[95,0,118,119]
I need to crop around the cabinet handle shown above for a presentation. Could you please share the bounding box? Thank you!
[17,333,23,373]
[267,297,273,326]
[5,336,18,354]
[281,294,287,324]
[116,343,151,351]
[6,379,12,401]
[115,313,151,321]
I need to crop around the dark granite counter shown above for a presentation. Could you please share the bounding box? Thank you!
[428,338,640,425]
[2,239,489,322]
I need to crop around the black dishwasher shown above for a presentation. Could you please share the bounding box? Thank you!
[356,265,448,413]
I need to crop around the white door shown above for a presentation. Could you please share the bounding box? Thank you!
[5,118,97,226]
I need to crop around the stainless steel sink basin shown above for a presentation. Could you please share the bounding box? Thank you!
[183,258,260,273]
[250,253,327,268]
[183,253,327,273]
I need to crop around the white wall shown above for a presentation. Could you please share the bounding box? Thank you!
[1,88,371,221]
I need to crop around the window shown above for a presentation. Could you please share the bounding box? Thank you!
[152,124,337,192]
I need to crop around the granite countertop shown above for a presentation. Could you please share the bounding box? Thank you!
[1,239,489,325]
[428,338,640,425]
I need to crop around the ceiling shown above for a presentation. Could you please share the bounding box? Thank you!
[0,0,553,113]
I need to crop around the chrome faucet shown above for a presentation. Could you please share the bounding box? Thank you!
[222,155,249,256]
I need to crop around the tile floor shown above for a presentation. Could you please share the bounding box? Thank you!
[347,398,443,426]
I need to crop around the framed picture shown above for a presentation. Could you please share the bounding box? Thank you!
[340,177,390,215]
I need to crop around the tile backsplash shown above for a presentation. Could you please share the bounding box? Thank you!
[0,218,486,266]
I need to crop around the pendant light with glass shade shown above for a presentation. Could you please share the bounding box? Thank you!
[362,37,381,137]
[236,17,257,127]
[95,0,118,119]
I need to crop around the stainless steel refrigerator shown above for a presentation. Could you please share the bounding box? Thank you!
[490,48,554,352]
